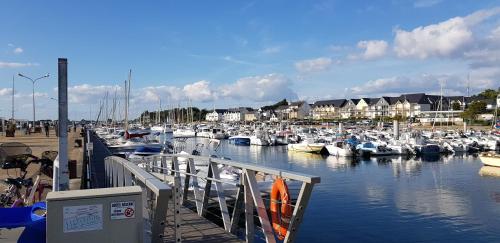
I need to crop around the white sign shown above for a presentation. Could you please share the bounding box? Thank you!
[110,201,135,220]
[63,204,103,233]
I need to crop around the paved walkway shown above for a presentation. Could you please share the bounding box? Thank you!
[0,128,83,242]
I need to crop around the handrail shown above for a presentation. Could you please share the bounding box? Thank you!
[153,153,321,184]
[104,155,171,243]
[141,152,319,243]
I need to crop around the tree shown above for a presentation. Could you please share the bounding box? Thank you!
[476,89,499,99]
[451,102,461,111]
[461,101,487,121]
[261,99,288,111]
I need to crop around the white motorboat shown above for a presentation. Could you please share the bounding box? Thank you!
[174,128,196,138]
[325,141,356,157]
[480,152,500,167]
[288,140,325,153]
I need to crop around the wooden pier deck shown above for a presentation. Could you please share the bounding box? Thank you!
[163,203,243,243]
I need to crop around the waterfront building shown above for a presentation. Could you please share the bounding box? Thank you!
[269,113,279,122]
[223,107,252,122]
[312,93,471,121]
[357,98,377,118]
[205,109,227,122]
[340,99,359,119]
[312,99,346,120]
[244,112,257,122]
[286,101,311,120]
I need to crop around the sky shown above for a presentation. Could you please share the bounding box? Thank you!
[0,0,500,120]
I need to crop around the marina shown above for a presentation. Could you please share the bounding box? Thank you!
[2,2,500,242]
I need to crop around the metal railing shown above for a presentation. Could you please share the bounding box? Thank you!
[104,156,172,243]
[140,153,320,243]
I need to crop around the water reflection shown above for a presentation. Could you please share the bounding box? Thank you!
[479,166,500,178]
[181,138,500,242]
[395,188,471,225]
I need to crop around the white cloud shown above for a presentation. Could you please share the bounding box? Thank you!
[182,80,217,102]
[139,85,183,103]
[262,46,282,54]
[351,40,388,60]
[221,73,298,102]
[394,8,500,59]
[68,84,122,104]
[13,47,23,54]
[413,0,442,8]
[0,62,38,68]
[394,17,472,59]
[0,88,13,96]
[294,57,333,73]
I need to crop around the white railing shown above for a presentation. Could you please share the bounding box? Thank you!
[140,153,320,243]
[104,156,172,243]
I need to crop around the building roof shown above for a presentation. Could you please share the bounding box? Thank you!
[399,93,428,104]
[361,98,378,105]
[378,96,400,105]
[350,99,361,105]
[313,99,346,108]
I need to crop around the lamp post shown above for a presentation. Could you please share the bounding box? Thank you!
[17,73,50,130]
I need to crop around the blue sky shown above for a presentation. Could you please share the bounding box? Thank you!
[1,0,499,120]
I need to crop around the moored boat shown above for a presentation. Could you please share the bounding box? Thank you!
[287,140,325,153]
[480,152,500,167]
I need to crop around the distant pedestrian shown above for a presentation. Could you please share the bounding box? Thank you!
[28,123,32,135]
[44,122,50,137]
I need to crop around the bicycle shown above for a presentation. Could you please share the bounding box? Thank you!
[0,151,55,208]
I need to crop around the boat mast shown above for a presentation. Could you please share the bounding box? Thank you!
[111,88,117,128]
[124,69,131,131]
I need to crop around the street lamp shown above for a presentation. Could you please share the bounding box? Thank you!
[18,73,50,129]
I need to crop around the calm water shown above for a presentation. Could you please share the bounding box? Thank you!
[183,138,500,242]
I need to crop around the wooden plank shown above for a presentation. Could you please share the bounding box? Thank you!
[162,201,243,243]
[244,169,276,243]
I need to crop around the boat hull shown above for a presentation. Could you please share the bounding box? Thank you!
[288,143,325,153]
[480,153,500,167]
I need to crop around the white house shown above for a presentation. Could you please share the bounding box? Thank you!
[223,107,253,122]
[205,109,226,122]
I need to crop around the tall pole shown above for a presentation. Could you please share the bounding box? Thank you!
[32,82,35,127]
[55,58,69,191]
[11,75,14,120]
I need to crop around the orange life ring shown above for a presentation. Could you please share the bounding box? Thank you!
[270,178,292,240]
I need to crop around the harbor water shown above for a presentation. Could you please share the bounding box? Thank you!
[182,138,500,242]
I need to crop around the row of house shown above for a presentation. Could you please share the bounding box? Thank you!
[205,101,312,123]
[312,93,468,120]
[205,93,481,123]
[205,107,256,122]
